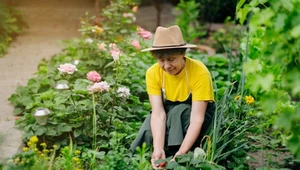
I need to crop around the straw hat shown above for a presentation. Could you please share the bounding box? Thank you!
[141,25,196,52]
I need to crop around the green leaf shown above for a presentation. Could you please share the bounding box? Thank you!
[174,166,187,170]
[287,134,300,159]
[294,104,300,119]
[177,155,190,163]
[56,124,72,133]
[35,127,46,136]
[250,73,274,92]
[274,13,287,31]
[237,5,251,25]
[74,129,82,137]
[22,131,34,140]
[73,79,89,94]
[165,160,179,169]
[13,108,23,116]
[291,24,300,38]
[243,59,261,74]
[236,0,247,12]
[46,129,57,136]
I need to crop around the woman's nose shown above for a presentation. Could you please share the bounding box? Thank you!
[164,62,171,69]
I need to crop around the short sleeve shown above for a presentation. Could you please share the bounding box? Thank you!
[146,67,161,95]
[192,72,214,101]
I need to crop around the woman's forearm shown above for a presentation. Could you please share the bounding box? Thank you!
[178,120,203,154]
[151,112,166,150]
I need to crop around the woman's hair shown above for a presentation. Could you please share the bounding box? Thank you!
[150,48,187,59]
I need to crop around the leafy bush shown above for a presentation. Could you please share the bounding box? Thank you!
[0,1,27,57]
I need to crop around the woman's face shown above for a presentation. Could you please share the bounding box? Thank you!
[157,54,185,75]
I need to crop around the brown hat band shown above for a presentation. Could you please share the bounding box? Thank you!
[152,43,187,48]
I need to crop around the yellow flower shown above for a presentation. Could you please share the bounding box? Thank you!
[53,145,58,149]
[43,149,49,154]
[72,157,80,163]
[14,157,20,163]
[75,150,81,155]
[234,95,241,101]
[22,147,29,152]
[40,143,47,147]
[92,26,103,34]
[30,136,39,143]
[245,95,255,104]
[27,141,32,147]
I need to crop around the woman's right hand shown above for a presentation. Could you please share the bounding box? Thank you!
[151,149,166,169]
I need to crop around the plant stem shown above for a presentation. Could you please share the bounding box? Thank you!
[92,93,97,150]
[240,11,252,108]
[69,132,73,154]
[48,149,56,170]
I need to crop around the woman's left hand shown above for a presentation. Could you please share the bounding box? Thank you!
[171,150,185,161]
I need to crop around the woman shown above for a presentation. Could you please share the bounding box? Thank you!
[131,25,215,169]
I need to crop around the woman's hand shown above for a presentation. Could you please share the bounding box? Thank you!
[171,150,185,161]
[151,149,166,169]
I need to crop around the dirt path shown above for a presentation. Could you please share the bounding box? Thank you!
[0,0,175,162]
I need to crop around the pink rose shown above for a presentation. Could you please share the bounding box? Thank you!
[137,26,152,40]
[109,43,122,61]
[57,63,77,74]
[131,39,141,49]
[87,71,101,82]
[132,6,138,12]
[110,49,121,61]
[88,81,110,93]
[123,13,136,22]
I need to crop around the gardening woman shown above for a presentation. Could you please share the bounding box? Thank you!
[130,25,215,169]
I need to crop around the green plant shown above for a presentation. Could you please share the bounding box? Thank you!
[174,0,206,43]
[0,1,27,56]
[237,0,300,161]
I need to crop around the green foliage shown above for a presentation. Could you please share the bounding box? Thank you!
[156,150,226,170]
[7,0,151,151]
[174,0,206,42]
[0,1,27,57]
[237,0,300,160]
[6,0,300,169]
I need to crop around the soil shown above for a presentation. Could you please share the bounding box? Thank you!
[0,0,175,162]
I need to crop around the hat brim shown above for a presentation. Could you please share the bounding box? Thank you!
[141,44,197,52]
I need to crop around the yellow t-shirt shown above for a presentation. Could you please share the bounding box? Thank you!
[146,57,214,102]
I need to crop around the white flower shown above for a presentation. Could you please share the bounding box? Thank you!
[193,147,206,159]
[110,49,121,61]
[57,63,77,74]
[117,87,130,98]
[88,81,110,93]
[85,38,93,43]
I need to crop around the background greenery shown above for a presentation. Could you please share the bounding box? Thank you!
[0,0,27,57]
[1,0,300,169]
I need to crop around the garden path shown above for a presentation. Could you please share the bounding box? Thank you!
[0,0,97,162]
[0,0,175,162]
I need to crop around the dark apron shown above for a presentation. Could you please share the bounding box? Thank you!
[130,93,215,153]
